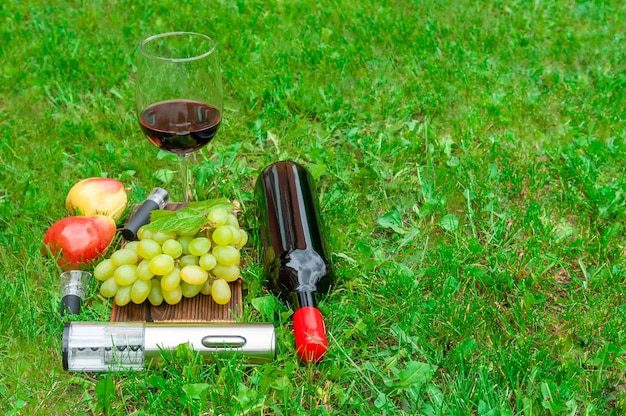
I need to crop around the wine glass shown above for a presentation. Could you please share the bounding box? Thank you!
[136,32,223,202]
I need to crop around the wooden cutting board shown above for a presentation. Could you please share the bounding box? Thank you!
[110,202,243,323]
[110,281,242,322]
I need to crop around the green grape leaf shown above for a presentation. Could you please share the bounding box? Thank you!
[144,212,207,234]
[180,198,232,215]
[149,210,177,222]
[143,198,234,235]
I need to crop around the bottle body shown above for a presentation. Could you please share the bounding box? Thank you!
[256,160,333,362]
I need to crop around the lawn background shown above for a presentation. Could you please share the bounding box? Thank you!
[1,0,626,414]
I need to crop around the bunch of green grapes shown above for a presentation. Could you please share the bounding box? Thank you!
[93,205,247,307]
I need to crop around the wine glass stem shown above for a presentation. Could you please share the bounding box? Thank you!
[178,153,191,202]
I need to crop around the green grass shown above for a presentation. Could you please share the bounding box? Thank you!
[1,0,626,414]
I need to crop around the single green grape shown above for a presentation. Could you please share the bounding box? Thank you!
[137,226,154,241]
[113,264,138,286]
[94,259,116,281]
[99,277,119,298]
[115,285,132,306]
[131,279,151,304]
[149,254,175,276]
[160,267,181,292]
[179,254,199,267]
[137,238,162,260]
[124,241,140,252]
[152,230,178,245]
[235,229,249,250]
[181,281,203,298]
[180,265,209,285]
[211,225,234,246]
[199,253,217,271]
[213,245,240,266]
[188,237,211,257]
[212,264,240,282]
[148,280,164,306]
[211,279,231,305]
[110,248,139,267]
[162,239,183,259]
[136,259,154,281]
[178,235,193,255]
[200,278,212,295]
[163,285,183,305]
[230,227,244,247]
[225,213,239,228]
[207,206,228,226]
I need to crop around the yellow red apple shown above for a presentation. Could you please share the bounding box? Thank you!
[43,215,117,270]
[66,178,127,221]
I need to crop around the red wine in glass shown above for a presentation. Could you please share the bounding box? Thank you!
[139,99,221,154]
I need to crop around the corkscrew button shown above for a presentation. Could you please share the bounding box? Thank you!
[201,335,246,348]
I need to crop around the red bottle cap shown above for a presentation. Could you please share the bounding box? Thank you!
[293,306,328,363]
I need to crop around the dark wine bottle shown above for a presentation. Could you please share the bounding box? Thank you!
[256,161,334,362]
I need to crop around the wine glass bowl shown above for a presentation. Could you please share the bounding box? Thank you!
[139,99,221,154]
[136,32,223,200]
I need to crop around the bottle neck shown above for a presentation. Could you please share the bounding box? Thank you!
[294,291,316,309]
